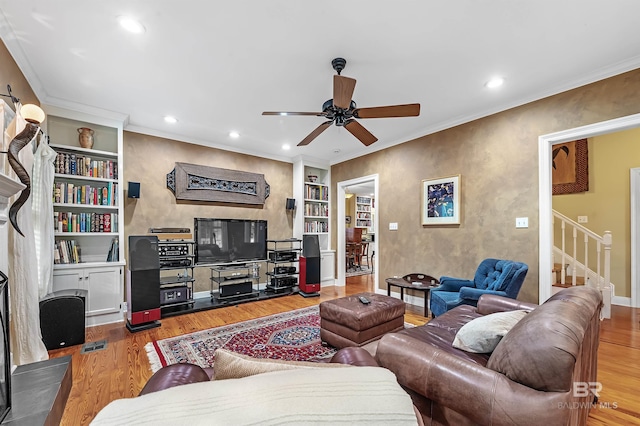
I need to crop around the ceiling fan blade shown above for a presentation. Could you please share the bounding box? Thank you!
[354,103,420,119]
[262,111,324,116]
[297,121,333,146]
[345,120,378,146]
[333,75,356,109]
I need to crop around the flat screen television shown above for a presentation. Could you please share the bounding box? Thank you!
[194,218,267,265]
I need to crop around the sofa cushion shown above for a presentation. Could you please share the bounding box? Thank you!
[213,348,347,380]
[397,304,491,366]
[487,286,602,392]
[92,366,420,425]
[452,309,528,353]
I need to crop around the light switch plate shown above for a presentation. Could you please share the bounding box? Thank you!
[578,216,588,223]
[515,217,528,228]
[389,222,398,230]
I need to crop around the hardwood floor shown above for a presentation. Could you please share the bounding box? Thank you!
[49,275,640,425]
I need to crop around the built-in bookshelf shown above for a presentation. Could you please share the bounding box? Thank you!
[292,160,335,284]
[355,196,372,229]
[45,105,126,326]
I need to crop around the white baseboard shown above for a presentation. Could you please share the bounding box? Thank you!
[612,295,632,307]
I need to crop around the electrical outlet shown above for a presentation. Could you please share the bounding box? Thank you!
[120,302,128,313]
[515,217,528,228]
[389,222,398,231]
[578,216,588,223]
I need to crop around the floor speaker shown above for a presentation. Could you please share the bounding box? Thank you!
[300,235,321,296]
[39,289,87,350]
[127,235,161,331]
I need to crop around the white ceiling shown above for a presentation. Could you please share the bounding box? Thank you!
[1,1,640,165]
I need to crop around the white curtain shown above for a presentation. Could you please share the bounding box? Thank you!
[32,136,56,298]
[6,104,48,365]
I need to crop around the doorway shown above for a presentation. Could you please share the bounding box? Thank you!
[337,174,379,289]
[538,112,640,308]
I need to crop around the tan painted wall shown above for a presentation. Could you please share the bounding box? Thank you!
[0,40,40,110]
[346,196,355,227]
[331,69,640,303]
[553,128,640,297]
[123,132,293,292]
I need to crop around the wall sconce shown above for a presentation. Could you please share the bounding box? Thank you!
[20,104,45,124]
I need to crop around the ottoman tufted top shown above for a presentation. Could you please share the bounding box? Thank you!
[320,292,405,331]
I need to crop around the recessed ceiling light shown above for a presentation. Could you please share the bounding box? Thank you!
[118,16,146,34]
[164,116,177,124]
[229,131,240,139]
[485,77,504,89]
[282,144,291,150]
[280,113,288,116]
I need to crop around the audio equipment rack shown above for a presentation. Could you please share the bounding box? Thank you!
[158,239,195,311]
[210,263,260,302]
[266,239,301,294]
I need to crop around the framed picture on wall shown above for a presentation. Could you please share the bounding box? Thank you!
[421,174,461,225]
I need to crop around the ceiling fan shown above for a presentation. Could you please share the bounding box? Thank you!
[262,58,420,147]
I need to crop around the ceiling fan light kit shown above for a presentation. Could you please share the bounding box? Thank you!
[262,58,420,147]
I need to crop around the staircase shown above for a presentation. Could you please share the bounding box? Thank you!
[552,210,612,318]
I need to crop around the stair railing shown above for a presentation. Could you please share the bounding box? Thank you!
[552,210,612,291]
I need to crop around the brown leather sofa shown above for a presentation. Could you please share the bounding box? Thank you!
[375,286,603,426]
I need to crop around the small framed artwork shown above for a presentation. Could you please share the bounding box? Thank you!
[345,215,352,224]
[421,174,461,225]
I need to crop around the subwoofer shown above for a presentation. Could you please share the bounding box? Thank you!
[39,289,87,350]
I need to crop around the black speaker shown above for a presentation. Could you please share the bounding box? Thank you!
[39,289,87,350]
[300,235,321,296]
[129,235,159,271]
[128,181,140,198]
[129,269,160,311]
[285,198,296,210]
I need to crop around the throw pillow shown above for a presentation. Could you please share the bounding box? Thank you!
[213,348,347,380]
[452,309,529,353]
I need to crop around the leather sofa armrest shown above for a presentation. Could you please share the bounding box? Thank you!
[330,347,379,367]
[139,363,211,396]
[436,277,473,292]
[375,333,570,425]
[476,294,538,315]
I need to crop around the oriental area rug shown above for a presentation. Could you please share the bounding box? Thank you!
[145,306,337,373]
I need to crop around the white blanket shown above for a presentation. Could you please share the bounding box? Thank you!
[91,366,418,425]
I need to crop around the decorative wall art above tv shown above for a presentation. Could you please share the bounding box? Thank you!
[167,162,270,205]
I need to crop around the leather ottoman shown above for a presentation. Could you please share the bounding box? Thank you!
[319,292,405,348]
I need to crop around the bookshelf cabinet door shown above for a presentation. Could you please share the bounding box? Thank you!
[52,268,87,292]
[85,266,122,317]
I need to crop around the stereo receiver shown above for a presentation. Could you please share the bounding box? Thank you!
[159,243,190,257]
[159,258,192,268]
[269,251,296,262]
[274,266,297,275]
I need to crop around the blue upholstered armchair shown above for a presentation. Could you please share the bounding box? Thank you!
[429,258,528,317]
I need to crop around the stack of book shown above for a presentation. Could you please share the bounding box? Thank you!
[54,240,81,264]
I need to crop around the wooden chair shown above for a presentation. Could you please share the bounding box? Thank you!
[346,228,364,272]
